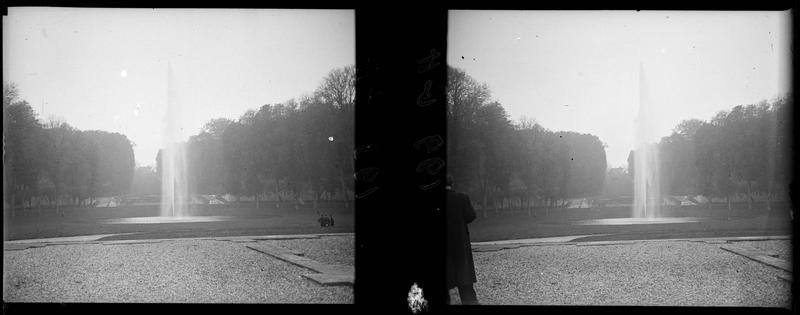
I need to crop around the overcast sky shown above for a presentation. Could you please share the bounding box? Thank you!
[448,10,792,168]
[4,8,354,167]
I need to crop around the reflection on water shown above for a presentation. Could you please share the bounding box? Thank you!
[576,217,701,225]
[104,216,230,224]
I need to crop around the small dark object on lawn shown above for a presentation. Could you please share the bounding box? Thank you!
[318,214,334,227]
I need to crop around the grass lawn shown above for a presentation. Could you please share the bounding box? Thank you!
[467,203,792,242]
[3,203,353,241]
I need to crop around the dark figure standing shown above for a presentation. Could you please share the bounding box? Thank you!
[445,175,479,305]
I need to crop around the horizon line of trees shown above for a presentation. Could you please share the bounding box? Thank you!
[5,64,354,213]
[448,66,608,217]
[136,65,356,210]
[449,65,792,216]
[640,93,793,211]
[6,64,790,215]
[4,82,135,214]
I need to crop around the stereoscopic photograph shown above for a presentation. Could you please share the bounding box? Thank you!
[3,8,354,303]
[446,10,792,306]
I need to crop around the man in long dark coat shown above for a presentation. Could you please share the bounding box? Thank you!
[445,175,479,305]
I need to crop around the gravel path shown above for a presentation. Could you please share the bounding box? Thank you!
[3,238,353,303]
[735,240,793,262]
[472,240,791,307]
[267,236,354,266]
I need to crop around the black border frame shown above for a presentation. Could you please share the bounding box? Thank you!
[2,2,797,315]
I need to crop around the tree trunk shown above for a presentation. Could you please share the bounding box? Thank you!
[482,185,489,218]
[766,190,772,212]
[274,179,281,209]
[33,195,40,216]
[527,196,532,217]
[545,198,550,216]
[51,194,57,214]
[727,195,732,211]
[487,188,496,216]
[339,174,349,209]
[315,187,322,211]
[506,191,512,213]
[767,177,774,212]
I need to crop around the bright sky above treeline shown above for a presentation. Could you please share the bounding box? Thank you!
[448,10,791,168]
[3,8,354,167]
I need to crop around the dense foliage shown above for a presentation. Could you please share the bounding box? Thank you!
[6,64,788,215]
[159,65,355,209]
[4,65,354,212]
[448,66,792,215]
[447,66,608,215]
[4,83,135,212]
[653,95,792,210]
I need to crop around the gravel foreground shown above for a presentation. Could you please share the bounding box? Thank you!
[737,240,793,262]
[472,240,792,307]
[3,236,353,303]
[270,238,355,266]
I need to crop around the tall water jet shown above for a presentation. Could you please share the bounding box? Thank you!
[632,64,662,219]
[160,62,190,217]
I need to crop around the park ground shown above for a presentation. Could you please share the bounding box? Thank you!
[4,234,354,303]
[3,202,793,306]
[468,237,791,307]
[3,204,354,303]
[454,202,793,307]
[3,203,353,241]
[467,202,792,242]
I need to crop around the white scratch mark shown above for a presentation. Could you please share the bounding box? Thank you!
[407,283,428,314]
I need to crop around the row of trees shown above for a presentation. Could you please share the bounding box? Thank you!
[4,65,355,213]
[448,65,792,214]
[153,65,355,209]
[447,66,607,214]
[649,94,792,210]
[10,64,784,213]
[3,83,135,213]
